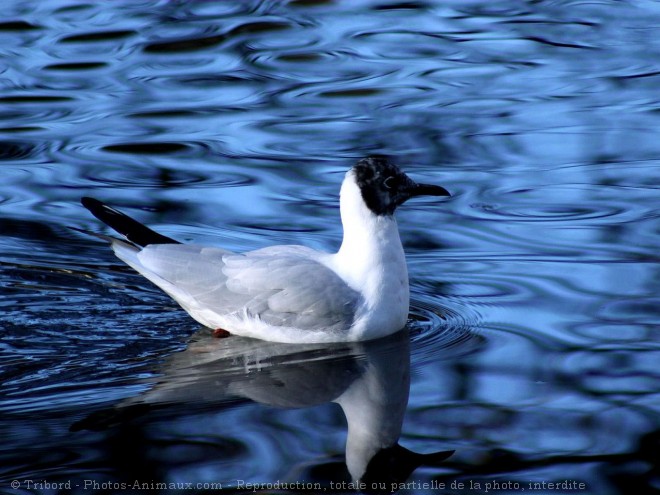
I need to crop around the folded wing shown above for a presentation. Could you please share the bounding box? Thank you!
[127,244,361,332]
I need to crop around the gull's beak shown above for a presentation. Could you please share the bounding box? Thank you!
[408,182,451,198]
[391,174,451,211]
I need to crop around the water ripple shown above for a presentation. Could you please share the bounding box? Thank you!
[409,292,484,363]
[102,142,192,155]
[1,0,659,490]
[59,30,137,43]
[143,20,296,54]
[0,140,39,160]
[469,202,626,223]
[0,20,41,31]
[82,166,255,190]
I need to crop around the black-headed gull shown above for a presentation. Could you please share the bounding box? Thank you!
[81,156,450,343]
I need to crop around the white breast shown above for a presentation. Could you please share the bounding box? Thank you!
[327,172,410,340]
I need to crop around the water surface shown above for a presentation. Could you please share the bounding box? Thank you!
[1,1,658,494]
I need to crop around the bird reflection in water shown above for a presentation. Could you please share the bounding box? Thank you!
[72,328,453,492]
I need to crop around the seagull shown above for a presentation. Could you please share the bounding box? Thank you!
[80,156,450,343]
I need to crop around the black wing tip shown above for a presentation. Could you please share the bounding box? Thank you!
[81,196,115,215]
[79,196,180,247]
[80,196,125,224]
[81,196,108,210]
[81,196,97,208]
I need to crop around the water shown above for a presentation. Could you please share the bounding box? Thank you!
[1,0,658,493]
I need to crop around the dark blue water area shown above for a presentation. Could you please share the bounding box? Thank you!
[1,0,659,494]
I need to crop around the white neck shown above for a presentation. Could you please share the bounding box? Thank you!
[329,171,410,338]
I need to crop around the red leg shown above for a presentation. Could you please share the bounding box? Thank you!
[212,328,231,338]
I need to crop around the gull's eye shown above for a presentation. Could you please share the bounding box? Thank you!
[383,176,397,189]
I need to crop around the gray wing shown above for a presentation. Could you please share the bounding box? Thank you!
[135,244,361,331]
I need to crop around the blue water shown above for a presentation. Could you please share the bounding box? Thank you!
[1,1,659,494]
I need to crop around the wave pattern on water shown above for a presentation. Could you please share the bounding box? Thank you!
[1,0,659,493]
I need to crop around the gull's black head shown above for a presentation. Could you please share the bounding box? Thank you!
[352,156,450,216]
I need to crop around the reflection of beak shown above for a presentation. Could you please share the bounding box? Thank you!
[360,443,455,487]
[409,182,451,198]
